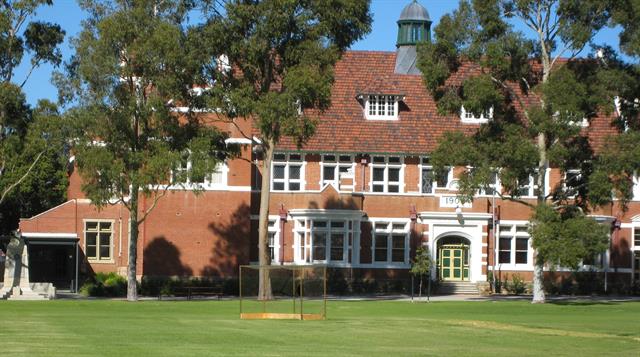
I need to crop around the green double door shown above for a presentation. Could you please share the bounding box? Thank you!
[439,244,469,281]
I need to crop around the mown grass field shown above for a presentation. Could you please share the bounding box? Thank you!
[1,299,638,356]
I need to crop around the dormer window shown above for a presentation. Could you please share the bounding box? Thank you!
[366,95,399,120]
[460,106,493,124]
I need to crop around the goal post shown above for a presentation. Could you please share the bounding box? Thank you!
[239,265,327,320]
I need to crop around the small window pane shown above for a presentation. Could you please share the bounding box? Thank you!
[515,252,528,264]
[388,157,401,164]
[273,182,285,191]
[375,222,388,231]
[100,246,110,260]
[499,238,511,250]
[86,246,97,259]
[392,235,405,249]
[273,153,286,161]
[499,251,511,264]
[388,185,400,193]
[516,226,529,234]
[86,222,98,231]
[515,238,528,251]
[373,168,385,181]
[373,184,384,192]
[331,221,345,229]
[86,232,97,246]
[313,233,326,261]
[289,166,301,179]
[388,168,400,182]
[323,166,335,181]
[289,154,302,162]
[314,221,327,228]
[99,233,111,247]
[392,223,406,231]
[289,182,300,191]
[339,155,351,163]
[372,156,385,164]
[323,155,336,162]
[273,165,285,179]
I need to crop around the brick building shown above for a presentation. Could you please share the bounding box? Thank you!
[11,1,640,293]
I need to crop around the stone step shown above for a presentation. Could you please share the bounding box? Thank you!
[437,281,479,295]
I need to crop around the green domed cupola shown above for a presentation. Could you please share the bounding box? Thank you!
[395,1,431,75]
[396,0,431,47]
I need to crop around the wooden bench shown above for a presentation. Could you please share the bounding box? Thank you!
[159,284,224,300]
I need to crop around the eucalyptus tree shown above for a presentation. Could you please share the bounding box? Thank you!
[196,0,372,299]
[417,0,628,303]
[0,0,66,232]
[58,0,231,301]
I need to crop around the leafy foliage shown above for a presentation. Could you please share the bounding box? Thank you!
[417,0,629,302]
[59,0,235,300]
[0,1,67,233]
[194,0,372,298]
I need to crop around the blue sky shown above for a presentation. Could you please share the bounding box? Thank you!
[17,0,624,105]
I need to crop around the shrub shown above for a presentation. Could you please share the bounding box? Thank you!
[79,272,127,297]
[505,274,526,295]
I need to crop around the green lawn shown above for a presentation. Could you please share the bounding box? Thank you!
[1,299,638,356]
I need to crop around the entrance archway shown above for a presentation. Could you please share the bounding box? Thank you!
[436,235,471,281]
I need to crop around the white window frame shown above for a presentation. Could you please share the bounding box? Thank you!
[365,95,399,120]
[268,217,281,264]
[418,157,452,194]
[84,219,115,263]
[478,170,501,197]
[633,226,640,251]
[370,219,410,267]
[320,154,356,191]
[172,152,229,190]
[370,156,404,193]
[633,172,640,201]
[496,222,533,270]
[516,170,549,198]
[292,218,357,266]
[271,153,305,192]
[564,169,582,197]
[460,105,493,124]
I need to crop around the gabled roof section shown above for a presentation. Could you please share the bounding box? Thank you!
[274,50,619,155]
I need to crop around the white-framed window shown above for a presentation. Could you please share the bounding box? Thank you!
[272,153,304,191]
[371,220,410,265]
[293,218,357,265]
[370,156,403,193]
[173,152,228,188]
[633,173,640,201]
[517,172,543,198]
[460,106,493,124]
[365,95,399,120]
[634,227,640,250]
[478,170,500,196]
[321,154,355,190]
[85,220,114,261]
[268,217,280,264]
[419,157,451,194]
[497,224,531,266]
[564,169,582,197]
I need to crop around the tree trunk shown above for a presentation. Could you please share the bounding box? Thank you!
[258,140,274,300]
[127,183,140,302]
[419,275,423,298]
[532,256,545,303]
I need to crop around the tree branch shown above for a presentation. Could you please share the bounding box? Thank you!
[0,149,45,205]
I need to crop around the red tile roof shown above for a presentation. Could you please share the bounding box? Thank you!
[276,50,619,155]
